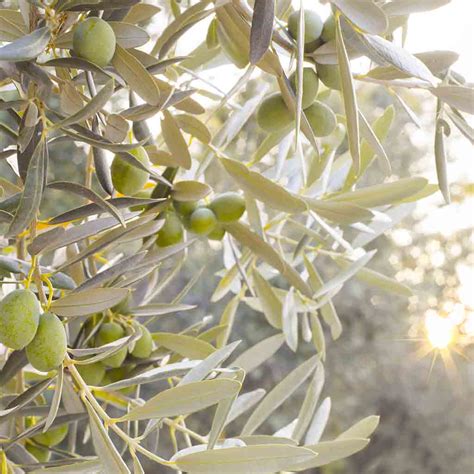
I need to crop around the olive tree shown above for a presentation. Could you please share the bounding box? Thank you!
[0,0,472,472]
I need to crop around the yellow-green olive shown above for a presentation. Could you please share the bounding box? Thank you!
[316,63,342,91]
[73,17,116,67]
[95,322,127,368]
[131,325,153,358]
[0,289,40,350]
[26,443,51,462]
[111,147,151,196]
[304,101,337,137]
[173,200,199,217]
[77,362,106,386]
[32,424,68,447]
[289,68,319,109]
[156,212,184,247]
[321,14,336,43]
[26,312,67,372]
[288,10,323,52]
[189,207,217,235]
[257,93,292,133]
[209,192,246,223]
[208,225,226,241]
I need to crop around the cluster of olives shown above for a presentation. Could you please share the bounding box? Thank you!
[72,17,117,67]
[256,10,340,136]
[156,192,246,247]
[77,320,153,387]
[0,290,67,372]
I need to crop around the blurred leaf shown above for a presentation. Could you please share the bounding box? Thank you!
[383,0,451,15]
[304,397,331,445]
[337,415,380,440]
[112,44,160,105]
[153,332,215,359]
[430,86,474,115]
[250,0,275,64]
[336,14,360,174]
[333,0,387,34]
[162,110,192,169]
[175,114,212,144]
[84,399,130,473]
[252,269,283,329]
[172,180,212,201]
[241,355,318,435]
[175,444,317,473]
[6,139,46,237]
[50,288,129,317]
[109,22,150,48]
[0,27,49,61]
[121,379,241,421]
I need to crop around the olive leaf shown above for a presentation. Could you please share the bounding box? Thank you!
[0,27,50,61]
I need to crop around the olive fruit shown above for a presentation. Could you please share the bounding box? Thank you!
[321,14,336,43]
[316,63,342,91]
[288,10,323,52]
[188,207,217,235]
[33,424,68,447]
[208,225,226,241]
[26,444,51,462]
[289,68,319,109]
[95,322,127,368]
[26,312,67,372]
[131,325,153,358]
[101,366,136,394]
[156,212,183,247]
[77,362,106,386]
[173,200,199,217]
[0,289,40,350]
[73,18,116,67]
[256,94,292,133]
[209,192,246,223]
[111,146,151,196]
[305,101,337,137]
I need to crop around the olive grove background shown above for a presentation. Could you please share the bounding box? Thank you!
[0,0,473,473]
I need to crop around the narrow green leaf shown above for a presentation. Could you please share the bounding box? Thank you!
[0,27,50,61]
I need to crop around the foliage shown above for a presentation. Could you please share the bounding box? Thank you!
[0,0,472,472]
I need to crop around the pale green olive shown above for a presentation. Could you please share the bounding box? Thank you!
[289,68,319,109]
[304,101,337,137]
[257,93,292,133]
[111,147,151,196]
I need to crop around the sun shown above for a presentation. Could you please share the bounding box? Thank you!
[425,313,455,350]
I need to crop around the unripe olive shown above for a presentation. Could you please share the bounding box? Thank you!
[316,63,342,91]
[304,101,337,137]
[289,68,319,109]
[111,147,151,196]
[156,212,184,247]
[26,312,67,372]
[288,10,323,52]
[95,322,127,368]
[26,444,51,462]
[189,207,217,235]
[130,188,152,212]
[321,14,336,43]
[33,424,68,447]
[131,325,153,358]
[101,366,136,394]
[209,192,246,223]
[73,17,116,67]
[0,289,40,350]
[173,200,199,217]
[77,362,106,386]
[256,94,292,133]
[208,225,226,241]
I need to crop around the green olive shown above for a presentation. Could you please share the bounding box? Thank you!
[156,212,184,247]
[188,207,217,235]
[77,362,106,386]
[209,192,246,223]
[95,322,127,368]
[288,10,323,52]
[256,93,293,133]
[130,188,152,211]
[111,146,151,196]
[316,63,342,91]
[101,366,136,394]
[173,200,199,217]
[131,325,153,358]
[321,14,336,43]
[0,289,40,350]
[26,312,67,372]
[289,68,319,109]
[32,424,68,447]
[304,101,337,137]
[73,17,116,67]
[208,225,226,241]
[26,443,51,462]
